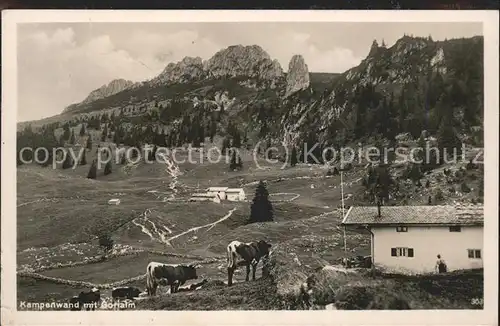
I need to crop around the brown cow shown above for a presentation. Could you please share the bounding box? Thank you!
[226,240,272,286]
[146,262,199,296]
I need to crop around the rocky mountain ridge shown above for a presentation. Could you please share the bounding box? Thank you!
[49,35,483,159]
[62,44,310,113]
[62,79,134,113]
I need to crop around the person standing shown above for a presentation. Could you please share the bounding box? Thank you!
[435,254,447,273]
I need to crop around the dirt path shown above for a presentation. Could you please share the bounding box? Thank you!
[165,208,237,245]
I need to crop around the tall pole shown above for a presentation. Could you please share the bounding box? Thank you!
[341,166,347,253]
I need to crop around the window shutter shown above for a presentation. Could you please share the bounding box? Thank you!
[391,248,397,257]
[408,248,414,257]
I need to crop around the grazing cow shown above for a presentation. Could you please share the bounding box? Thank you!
[76,287,101,311]
[146,262,199,296]
[226,240,272,286]
[111,286,142,301]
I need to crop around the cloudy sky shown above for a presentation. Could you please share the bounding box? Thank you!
[17,22,482,122]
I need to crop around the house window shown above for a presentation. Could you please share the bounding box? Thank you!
[449,226,461,232]
[396,226,408,232]
[468,249,481,259]
[391,247,414,257]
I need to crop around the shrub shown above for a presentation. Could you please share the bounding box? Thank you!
[435,188,444,202]
[98,233,114,254]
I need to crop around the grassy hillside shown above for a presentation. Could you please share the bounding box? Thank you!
[15,35,484,311]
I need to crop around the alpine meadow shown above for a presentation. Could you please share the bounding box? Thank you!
[14,22,486,312]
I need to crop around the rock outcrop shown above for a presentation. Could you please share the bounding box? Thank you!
[81,79,134,105]
[153,56,206,84]
[285,55,310,97]
[205,45,283,81]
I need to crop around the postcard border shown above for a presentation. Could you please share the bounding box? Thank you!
[2,9,499,326]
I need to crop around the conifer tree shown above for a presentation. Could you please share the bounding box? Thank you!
[229,149,243,171]
[62,124,71,140]
[101,124,108,142]
[58,135,66,148]
[290,147,298,167]
[80,148,87,165]
[233,130,241,148]
[87,160,97,179]
[69,130,76,145]
[248,181,274,224]
[62,151,74,169]
[104,160,112,175]
[86,136,92,150]
[221,137,231,155]
[79,124,86,136]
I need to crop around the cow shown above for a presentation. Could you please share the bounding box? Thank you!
[111,286,142,301]
[73,287,101,311]
[146,262,199,296]
[226,240,272,286]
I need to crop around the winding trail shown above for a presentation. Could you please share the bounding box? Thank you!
[269,192,301,202]
[165,208,237,244]
[132,209,172,245]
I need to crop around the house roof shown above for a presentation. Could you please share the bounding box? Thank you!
[191,193,214,197]
[341,205,484,226]
[207,187,229,191]
[226,188,244,193]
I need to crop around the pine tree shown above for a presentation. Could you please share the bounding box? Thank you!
[233,130,241,148]
[62,151,74,169]
[221,137,231,155]
[104,161,112,175]
[62,124,71,140]
[86,136,92,150]
[290,147,298,167]
[101,124,108,142]
[248,181,274,224]
[229,149,238,171]
[79,124,86,136]
[80,148,87,165]
[437,118,462,161]
[69,130,76,145]
[58,135,66,148]
[87,160,97,179]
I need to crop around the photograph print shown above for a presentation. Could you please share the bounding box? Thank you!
[3,12,497,318]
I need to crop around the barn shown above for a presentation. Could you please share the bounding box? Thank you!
[189,193,219,203]
[206,187,228,201]
[341,204,484,274]
[226,188,246,201]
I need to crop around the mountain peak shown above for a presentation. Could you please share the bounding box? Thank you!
[285,54,310,97]
[81,79,134,105]
[205,44,283,81]
[153,56,205,84]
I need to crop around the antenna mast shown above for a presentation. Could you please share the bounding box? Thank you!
[341,163,347,253]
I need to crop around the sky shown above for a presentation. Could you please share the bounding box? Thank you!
[17,22,482,122]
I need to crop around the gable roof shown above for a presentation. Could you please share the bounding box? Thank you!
[207,187,229,191]
[341,205,484,226]
[191,193,215,198]
[226,188,244,193]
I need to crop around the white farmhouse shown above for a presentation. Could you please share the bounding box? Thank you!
[341,204,483,275]
[205,187,246,202]
[206,187,229,201]
[189,193,219,203]
[226,188,246,202]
